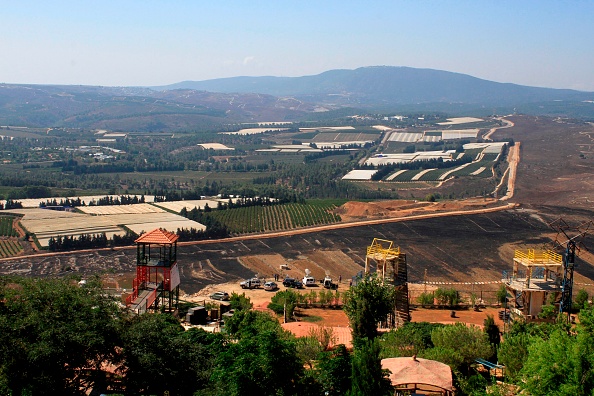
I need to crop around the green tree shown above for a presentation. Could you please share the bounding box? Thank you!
[575,289,589,310]
[483,314,500,361]
[520,329,594,395]
[316,344,352,396]
[427,323,493,372]
[380,322,444,358]
[347,338,393,396]
[120,313,214,395]
[417,292,434,307]
[343,274,395,343]
[296,336,323,369]
[224,310,283,339]
[268,289,299,322]
[0,276,122,395]
[229,291,253,311]
[496,284,508,305]
[210,330,305,396]
[497,332,532,380]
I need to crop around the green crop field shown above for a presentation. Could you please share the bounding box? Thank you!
[208,200,345,234]
[0,216,18,237]
[0,240,22,258]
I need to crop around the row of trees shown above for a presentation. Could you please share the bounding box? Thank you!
[47,231,137,251]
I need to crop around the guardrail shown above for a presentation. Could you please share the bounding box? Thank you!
[514,249,562,264]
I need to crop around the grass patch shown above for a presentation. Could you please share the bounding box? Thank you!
[299,314,323,323]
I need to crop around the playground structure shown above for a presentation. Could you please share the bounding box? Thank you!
[502,249,563,320]
[365,238,410,326]
[125,228,181,314]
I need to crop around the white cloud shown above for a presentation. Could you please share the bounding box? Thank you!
[243,56,255,65]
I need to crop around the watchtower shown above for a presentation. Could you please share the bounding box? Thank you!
[366,238,409,326]
[125,228,180,314]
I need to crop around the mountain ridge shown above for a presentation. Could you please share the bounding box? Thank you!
[152,66,593,107]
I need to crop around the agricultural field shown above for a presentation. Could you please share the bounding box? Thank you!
[77,203,164,215]
[208,201,343,234]
[8,206,205,247]
[0,240,22,258]
[0,216,18,237]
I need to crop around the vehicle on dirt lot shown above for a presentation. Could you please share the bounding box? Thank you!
[283,278,303,289]
[210,291,230,301]
[240,278,261,289]
[302,275,316,286]
[322,276,338,290]
[263,281,278,291]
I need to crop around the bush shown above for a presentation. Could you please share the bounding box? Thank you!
[575,289,589,310]
[268,289,299,320]
[496,284,508,305]
[417,292,434,307]
[434,288,459,307]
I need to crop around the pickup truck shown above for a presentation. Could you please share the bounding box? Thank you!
[240,278,261,289]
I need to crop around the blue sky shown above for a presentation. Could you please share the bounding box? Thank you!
[2,1,593,90]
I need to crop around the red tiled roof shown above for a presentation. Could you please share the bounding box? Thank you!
[135,228,179,244]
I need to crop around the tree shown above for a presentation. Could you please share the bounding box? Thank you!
[496,284,508,305]
[229,292,253,311]
[343,274,395,343]
[483,314,501,361]
[224,310,282,339]
[575,289,589,310]
[427,323,493,372]
[209,329,305,396]
[497,332,532,380]
[520,329,594,395]
[380,322,444,358]
[119,313,215,395]
[268,289,299,322]
[316,344,352,396]
[347,338,393,396]
[0,276,122,395]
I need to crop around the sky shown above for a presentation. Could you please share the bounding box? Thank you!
[2,1,594,91]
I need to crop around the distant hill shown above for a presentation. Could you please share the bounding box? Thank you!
[153,66,594,108]
[0,84,321,131]
[1,66,592,131]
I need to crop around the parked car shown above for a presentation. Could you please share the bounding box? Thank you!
[210,291,230,301]
[240,278,261,289]
[263,281,278,291]
[283,278,303,289]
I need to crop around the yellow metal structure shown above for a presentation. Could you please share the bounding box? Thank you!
[366,238,400,272]
[514,249,562,265]
[364,238,409,326]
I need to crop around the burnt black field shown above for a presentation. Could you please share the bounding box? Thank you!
[4,205,592,294]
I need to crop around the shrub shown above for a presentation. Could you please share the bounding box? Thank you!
[434,288,459,307]
[417,292,434,307]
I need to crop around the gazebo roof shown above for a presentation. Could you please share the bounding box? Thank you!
[381,356,453,392]
[135,228,179,244]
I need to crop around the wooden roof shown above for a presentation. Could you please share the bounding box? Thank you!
[135,228,179,244]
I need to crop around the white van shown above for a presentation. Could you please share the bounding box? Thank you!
[302,276,316,286]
